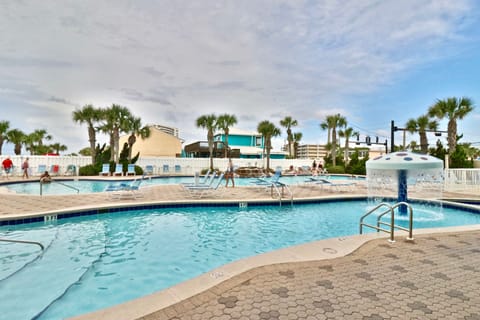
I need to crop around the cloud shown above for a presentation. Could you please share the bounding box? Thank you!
[0,0,478,154]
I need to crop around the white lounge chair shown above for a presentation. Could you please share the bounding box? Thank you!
[184,173,225,198]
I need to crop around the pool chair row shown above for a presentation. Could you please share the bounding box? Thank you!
[99,164,137,176]
[105,178,145,200]
[143,164,183,175]
[35,164,77,176]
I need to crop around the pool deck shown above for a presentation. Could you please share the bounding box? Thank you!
[1,176,480,320]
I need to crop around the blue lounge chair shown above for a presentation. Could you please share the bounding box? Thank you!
[37,164,47,176]
[250,170,282,186]
[107,178,144,199]
[144,165,154,175]
[163,164,170,173]
[175,165,181,173]
[99,163,110,176]
[113,164,123,176]
[126,164,136,176]
[65,165,76,176]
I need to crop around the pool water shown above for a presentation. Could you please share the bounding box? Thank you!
[0,200,478,319]
[3,174,362,195]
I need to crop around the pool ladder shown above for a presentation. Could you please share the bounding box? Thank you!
[0,238,44,250]
[270,183,293,207]
[359,202,414,243]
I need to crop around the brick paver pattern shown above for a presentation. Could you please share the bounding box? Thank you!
[140,231,480,320]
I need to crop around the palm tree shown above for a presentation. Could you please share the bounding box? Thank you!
[0,120,10,155]
[6,129,25,155]
[25,129,52,155]
[99,104,134,163]
[428,97,475,156]
[405,115,438,154]
[49,142,68,154]
[127,117,151,161]
[324,114,346,166]
[196,114,217,170]
[280,116,298,158]
[339,126,359,164]
[72,104,103,164]
[216,113,238,158]
[257,120,281,172]
[292,132,303,158]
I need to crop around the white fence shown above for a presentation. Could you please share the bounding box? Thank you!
[0,155,314,177]
[2,154,478,191]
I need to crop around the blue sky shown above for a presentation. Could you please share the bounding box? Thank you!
[1,0,479,155]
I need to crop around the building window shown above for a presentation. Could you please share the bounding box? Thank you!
[255,137,262,146]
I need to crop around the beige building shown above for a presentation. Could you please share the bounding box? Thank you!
[119,125,183,158]
[296,144,328,160]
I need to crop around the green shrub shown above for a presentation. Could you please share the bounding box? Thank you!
[79,164,101,176]
[326,165,345,174]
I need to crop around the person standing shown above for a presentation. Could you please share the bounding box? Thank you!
[22,157,29,179]
[2,156,13,180]
[225,158,235,188]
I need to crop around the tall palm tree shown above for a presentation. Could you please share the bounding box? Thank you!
[0,120,10,155]
[292,132,303,158]
[6,129,25,155]
[216,113,237,158]
[72,104,102,164]
[127,117,151,161]
[428,97,475,156]
[325,114,347,166]
[339,126,359,164]
[257,120,281,172]
[279,116,298,158]
[405,115,438,154]
[99,104,134,163]
[196,114,217,170]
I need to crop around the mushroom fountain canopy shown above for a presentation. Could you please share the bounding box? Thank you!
[366,152,443,171]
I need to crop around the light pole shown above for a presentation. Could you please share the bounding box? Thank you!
[390,120,447,153]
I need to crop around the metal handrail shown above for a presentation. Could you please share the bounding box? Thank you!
[270,183,293,207]
[359,202,414,243]
[40,180,80,196]
[0,238,44,250]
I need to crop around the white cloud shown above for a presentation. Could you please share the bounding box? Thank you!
[0,0,478,154]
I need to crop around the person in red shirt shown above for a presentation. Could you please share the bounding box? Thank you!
[2,156,13,179]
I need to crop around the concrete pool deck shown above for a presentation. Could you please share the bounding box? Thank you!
[1,177,479,320]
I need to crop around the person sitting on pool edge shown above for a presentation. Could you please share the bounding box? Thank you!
[40,171,52,183]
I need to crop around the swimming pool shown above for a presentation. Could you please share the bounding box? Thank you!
[2,174,363,195]
[0,199,479,319]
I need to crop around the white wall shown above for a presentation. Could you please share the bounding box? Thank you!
[0,155,314,176]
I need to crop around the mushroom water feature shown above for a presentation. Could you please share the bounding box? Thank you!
[366,152,444,214]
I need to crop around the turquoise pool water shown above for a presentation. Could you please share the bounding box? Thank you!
[2,174,362,195]
[0,200,478,319]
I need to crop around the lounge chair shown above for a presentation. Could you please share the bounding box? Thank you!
[163,164,170,174]
[126,164,136,176]
[113,164,123,176]
[99,163,110,176]
[107,178,144,199]
[37,164,47,176]
[65,165,76,176]
[144,165,154,175]
[184,173,225,198]
[181,170,215,187]
[313,178,355,192]
[250,170,282,186]
[50,165,60,176]
[175,165,181,174]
